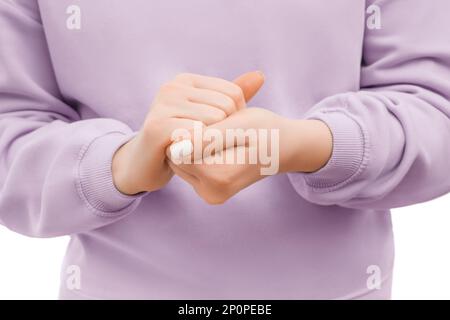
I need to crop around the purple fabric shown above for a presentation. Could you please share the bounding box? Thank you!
[0,0,449,299]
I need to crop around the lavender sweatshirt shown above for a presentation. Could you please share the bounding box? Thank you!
[1,0,449,300]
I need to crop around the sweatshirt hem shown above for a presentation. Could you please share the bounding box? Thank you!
[58,273,392,300]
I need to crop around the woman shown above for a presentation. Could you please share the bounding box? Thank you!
[0,0,449,299]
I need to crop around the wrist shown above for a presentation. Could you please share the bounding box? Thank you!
[281,119,333,173]
[112,136,143,195]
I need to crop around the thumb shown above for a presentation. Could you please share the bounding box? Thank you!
[233,71,265,104]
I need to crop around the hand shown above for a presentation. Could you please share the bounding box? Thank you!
[112,72,265,195]
[167,107,332,204]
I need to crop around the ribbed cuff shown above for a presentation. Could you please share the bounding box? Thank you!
[289,110,368,192]
[77,131,145,217]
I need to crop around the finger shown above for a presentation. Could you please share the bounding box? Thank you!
[201,110,258,152]
[167,128,228,164]
[168,158,210,181]
[166,110,254,163]
[186,87,237,116]
[167,159,199,186]
[233,71,265,104]
[175,146,265,192]
[168,101,227,125]
[174,73,247,109]
[202,146,266,188]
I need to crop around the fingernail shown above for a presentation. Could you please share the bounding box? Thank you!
[256,70,265,80]
[170,140,194,161]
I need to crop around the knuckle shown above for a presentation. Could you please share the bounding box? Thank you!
[229,85,244,102]
[205,110,226,124]
[152,99,172,111]
[221,96,236,114]
[158,83,186,102]
[174,73,194,84]
[159,82,177,94]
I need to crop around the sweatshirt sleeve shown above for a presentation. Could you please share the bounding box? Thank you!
[288,0,450,209]
[0,1,146,237]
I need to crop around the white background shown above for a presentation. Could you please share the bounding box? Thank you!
[0,195,449,300]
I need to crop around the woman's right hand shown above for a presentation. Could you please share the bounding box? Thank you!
[112,72,265,195]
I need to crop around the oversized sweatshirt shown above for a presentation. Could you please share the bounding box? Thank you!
[1,0,449,300]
